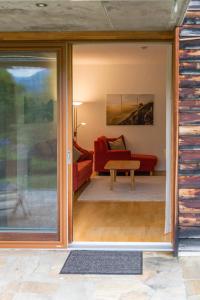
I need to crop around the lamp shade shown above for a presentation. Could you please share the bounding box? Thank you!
[73,101,82,106]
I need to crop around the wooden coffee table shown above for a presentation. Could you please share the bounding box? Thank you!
[104,160,140,190]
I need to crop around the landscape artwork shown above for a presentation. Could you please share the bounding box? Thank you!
[106,94,154,125]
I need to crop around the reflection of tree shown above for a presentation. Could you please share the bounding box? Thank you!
[23,70,55,123]
[0,69,24,134]
[24,97,54,123]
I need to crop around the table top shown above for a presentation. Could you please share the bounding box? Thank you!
[105,160,140,170]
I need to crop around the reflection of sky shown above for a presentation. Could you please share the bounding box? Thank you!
[7,67,45,78]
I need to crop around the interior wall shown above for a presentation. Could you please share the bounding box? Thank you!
[73,45,170,170]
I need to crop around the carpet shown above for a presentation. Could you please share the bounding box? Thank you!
[60,250,143,275]
[78,176,165,202]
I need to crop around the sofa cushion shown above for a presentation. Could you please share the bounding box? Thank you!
[77,160,93,181]
[131,153,157,171]
[104,135,126,150]
[108,136,126,150]
[73,146,82,162]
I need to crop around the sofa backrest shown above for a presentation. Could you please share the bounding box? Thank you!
[95,135,126,153]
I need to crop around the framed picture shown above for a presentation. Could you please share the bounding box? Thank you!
[106,94,154,125]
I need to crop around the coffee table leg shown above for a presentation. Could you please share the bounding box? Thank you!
[110,170,114,190]
[114,170,117,182]
[130,170,135,190]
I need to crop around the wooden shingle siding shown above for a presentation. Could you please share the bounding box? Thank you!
[180,187,200,198]
[179,100,200,112]
[179,175,200,188]
[180,50,200,62]
[179,88,200,99]
[179,112,200,125]
[180,62,200,75]
[179,226,200,238]
[179,125,200,135]
[178,0,200,251]
[180,75,200,88]
[180,26,200,37]
[180,38,200,50]
[179,167,200,177]
[183,11,200,25]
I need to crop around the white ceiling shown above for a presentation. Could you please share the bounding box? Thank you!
[73,43,170,65]
[0,0,190,31]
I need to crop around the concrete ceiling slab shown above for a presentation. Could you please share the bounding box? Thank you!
[0,0,190,31]
[0,1,111,31]
[102,0,187,30]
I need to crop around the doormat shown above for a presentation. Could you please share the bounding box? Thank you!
[60,250,143,275]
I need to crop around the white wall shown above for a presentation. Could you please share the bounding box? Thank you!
[73,49,168,170]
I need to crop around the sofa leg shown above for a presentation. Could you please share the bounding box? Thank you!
[150,171,153,176]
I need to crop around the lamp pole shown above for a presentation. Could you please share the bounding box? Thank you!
[73,101,82,141]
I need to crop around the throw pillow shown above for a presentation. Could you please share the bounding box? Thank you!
[73,146,82,162]
[108,137,126,150]
[73,140,89,161]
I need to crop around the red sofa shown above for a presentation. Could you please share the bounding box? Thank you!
[94,136,157,174]
[73,141,93,192]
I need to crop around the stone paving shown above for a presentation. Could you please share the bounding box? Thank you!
[180,256,200,300]
[0,250,198,300]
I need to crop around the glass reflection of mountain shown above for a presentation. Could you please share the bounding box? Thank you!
[14,69,50,93]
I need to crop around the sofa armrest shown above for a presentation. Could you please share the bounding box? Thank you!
[87,150,94,161]
[107,150,132,160]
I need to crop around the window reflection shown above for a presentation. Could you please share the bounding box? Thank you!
[0,52,57,232]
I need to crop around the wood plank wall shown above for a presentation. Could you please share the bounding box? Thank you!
[178,0,200,251]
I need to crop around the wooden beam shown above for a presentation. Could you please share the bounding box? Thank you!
[0,31,174,42]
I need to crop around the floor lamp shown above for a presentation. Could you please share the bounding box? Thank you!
[73,101,86,141]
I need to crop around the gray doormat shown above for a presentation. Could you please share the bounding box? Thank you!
[60,250,143,275]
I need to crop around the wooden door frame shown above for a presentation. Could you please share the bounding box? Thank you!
[66,31,178,251]
[0,31,178,249]
[172,27,180,253]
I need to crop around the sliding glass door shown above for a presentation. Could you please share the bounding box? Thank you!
[0,44,66,244]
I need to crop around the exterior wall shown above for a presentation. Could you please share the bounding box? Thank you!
[178,1,200,251]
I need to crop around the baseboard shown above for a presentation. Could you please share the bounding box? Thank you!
[93,171,166,176]
[154,170,166,176]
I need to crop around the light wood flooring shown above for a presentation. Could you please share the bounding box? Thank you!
[73,189,171,242]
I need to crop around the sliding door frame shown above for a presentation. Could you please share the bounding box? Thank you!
[0,31,177,250]
[0,41,67,248]
[66,32,178,251]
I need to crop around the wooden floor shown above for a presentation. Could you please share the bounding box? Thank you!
[73,195,171,242]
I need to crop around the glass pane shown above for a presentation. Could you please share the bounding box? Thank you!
[0,51,58,233]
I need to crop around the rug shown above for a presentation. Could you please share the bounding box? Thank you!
[78,176,165,202]
[60,250,143,275]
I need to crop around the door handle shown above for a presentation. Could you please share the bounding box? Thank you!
[67,150,71,164]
